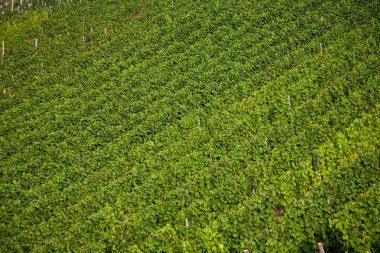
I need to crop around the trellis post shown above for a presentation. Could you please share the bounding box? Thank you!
[1,41,4,63]
[317,242,325,253]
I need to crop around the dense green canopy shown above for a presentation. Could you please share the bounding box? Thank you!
[1,0,379,252]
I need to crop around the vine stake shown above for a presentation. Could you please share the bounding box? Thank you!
[320,43,324,63]
[1,41,4,63]
[317,243,325,253]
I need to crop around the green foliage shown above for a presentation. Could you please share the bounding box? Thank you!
[0,0,379,252]
[0,10,48,48]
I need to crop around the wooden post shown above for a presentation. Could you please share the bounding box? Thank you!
[317,242,325,253]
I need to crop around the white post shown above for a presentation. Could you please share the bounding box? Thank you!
[197,116,200,126]
[35,38,38,48]
[320,42,323,64]
[11,0,14,12]
[104,27,107,34]
[185,218,189,227]
[288,95,291,107]
[2,41,4,63]
[317,243,325,253]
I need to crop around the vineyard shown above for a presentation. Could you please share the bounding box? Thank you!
[1,0,379,252]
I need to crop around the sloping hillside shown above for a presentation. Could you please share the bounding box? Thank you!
[1,0,379,252]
